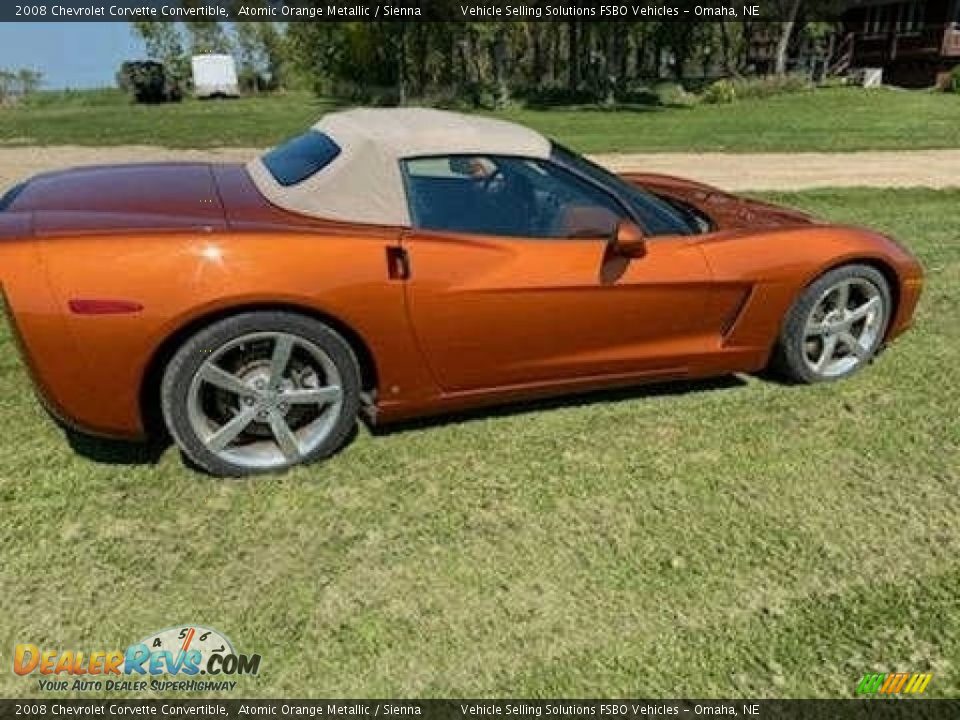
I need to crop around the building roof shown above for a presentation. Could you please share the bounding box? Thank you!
[247,108,552,226]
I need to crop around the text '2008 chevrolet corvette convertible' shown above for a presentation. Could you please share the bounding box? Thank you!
[0,109,923,475]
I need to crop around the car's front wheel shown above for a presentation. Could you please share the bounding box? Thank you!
[161,311,361,476]
[773,264,892,383]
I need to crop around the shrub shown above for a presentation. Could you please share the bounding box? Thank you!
[518,84,596,107]
[653,81,698,107]
[616,83,660,106]
[743,74,811,99]
[702,79,737,104]
[328,80,401,106]
[949,65,960,93]
[701,74,812,104]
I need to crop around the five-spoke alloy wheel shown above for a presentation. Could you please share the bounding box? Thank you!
[774,264,892,383]
[161,312,361,476]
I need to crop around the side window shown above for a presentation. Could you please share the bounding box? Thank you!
[402,155,625,238]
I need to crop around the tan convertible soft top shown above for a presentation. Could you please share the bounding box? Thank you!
[247,107,552,226]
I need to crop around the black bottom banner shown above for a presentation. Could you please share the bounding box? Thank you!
[1,700,958,720]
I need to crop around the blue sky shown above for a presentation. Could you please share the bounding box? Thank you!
[0,23,146,89]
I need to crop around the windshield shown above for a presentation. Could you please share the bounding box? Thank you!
[550,143,695,236]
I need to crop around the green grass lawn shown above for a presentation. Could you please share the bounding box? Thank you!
[0,188,957,698]
[1,87,960,152]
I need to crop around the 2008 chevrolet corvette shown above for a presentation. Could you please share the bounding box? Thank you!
[0,109,923,475]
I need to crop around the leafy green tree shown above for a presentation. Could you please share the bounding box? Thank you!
[184,21,232,55]
[16,68,43,95]
[131,21,188,83]
[0,69,15,101]
[774,0,803,74]
[234,21,289,92]
[267,19,849,106]
[235,22,267,92]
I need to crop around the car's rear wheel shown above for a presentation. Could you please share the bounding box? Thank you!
[161,312,361,476]
[773,264,891,383]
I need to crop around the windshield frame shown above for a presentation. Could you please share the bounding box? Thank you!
[549,142,697,237]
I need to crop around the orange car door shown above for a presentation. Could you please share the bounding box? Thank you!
[401,229,715,393]
[399,154,719,393]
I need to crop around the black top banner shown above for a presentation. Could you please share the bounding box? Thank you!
[0,0,856,23]
[1,700,958,720]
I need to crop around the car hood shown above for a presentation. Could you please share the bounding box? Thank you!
[620,172,817,231]
[5,163,228,233]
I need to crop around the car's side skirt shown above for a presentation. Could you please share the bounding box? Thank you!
[373,346,768,425]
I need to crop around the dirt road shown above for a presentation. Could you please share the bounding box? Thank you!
[1,145,958,192]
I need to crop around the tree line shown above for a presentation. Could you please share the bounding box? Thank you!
[0,68,44,102]
[132,13,837,106]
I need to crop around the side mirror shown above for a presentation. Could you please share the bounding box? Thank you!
[610,221,647,258]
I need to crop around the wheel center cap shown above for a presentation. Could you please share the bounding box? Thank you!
[826,311,846,331]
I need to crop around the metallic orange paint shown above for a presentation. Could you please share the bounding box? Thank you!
[0,163,922,439]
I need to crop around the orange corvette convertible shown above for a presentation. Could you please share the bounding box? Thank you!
[0,109,923,475]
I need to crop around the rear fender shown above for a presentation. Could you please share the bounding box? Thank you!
[32,228,436,438]
[0,223,100,433]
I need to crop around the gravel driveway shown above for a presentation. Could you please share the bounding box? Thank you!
[2,145,958,192]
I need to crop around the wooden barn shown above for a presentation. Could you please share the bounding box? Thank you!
[838,0,960,86]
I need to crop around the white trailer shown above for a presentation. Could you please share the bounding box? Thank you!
[191,54,240,99]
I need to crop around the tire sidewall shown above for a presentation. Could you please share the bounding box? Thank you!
[161,312,361,477]
[778,264,892,384]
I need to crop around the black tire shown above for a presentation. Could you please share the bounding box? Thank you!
[160,311,361,477]
[771,264,892,384]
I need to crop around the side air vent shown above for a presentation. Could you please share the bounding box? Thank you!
[721,287,754,343]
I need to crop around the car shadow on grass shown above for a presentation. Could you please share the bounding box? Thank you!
[61,375,748,468]
[62,419,363,473]
[369,374,748,437]
[63,427,168,466]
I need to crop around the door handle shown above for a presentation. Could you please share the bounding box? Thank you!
[386,246,410,280]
